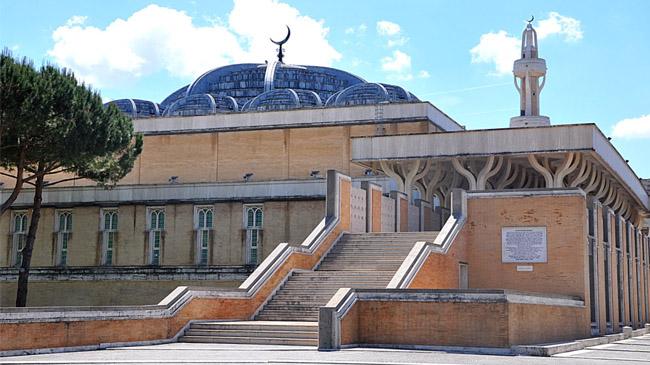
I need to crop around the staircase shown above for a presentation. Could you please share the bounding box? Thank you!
[178,232,437,346]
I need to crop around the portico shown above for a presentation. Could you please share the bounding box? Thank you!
[352,124,649,225]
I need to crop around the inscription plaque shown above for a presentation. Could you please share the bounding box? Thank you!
[502,227,547,263]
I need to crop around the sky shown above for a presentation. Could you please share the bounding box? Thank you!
[1,0,649,177]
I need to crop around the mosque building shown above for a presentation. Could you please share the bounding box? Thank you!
[1,20,649,353]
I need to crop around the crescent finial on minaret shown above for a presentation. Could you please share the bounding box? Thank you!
[528,15,534,23]
[270,25,291,63]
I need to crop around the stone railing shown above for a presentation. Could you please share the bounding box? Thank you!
[319,288,587,351]
[0,170,352,355]
[0,266,252,282]
[387,189,466,289]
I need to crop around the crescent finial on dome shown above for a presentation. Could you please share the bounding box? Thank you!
[270,25,291,63]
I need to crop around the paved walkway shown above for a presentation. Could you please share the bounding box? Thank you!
[3,335,650,365]
[555,333,650,363]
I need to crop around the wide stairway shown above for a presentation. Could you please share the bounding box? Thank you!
[179,232,437,345]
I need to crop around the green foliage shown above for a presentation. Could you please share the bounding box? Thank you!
[0,49,143,185]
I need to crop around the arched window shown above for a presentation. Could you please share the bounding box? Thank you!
[148,208,165,265]
[55,211,72,266]
[244,205,263,265]
[101,209,118,265]
[195,207,213,265]
[11,212,28,267]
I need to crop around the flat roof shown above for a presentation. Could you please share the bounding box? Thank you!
[133,102,464,135]
[351,124,649,211]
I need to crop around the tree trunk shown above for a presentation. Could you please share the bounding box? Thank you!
[0,148,26,216]
[15,164,44,307]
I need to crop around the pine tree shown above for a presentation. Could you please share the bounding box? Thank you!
[0,50,143,306]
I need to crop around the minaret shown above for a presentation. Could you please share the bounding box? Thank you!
[510,18,550,127]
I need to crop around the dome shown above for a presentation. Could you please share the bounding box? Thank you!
[110,61,419,118]
[105,99,160,118]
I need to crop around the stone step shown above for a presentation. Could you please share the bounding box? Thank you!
[288,274,392,279]
[255,317,319,323]
[316,266,401,271]
[291,271,394,277]
[179,335,317,346]
[263,304,323,311]
[255,313,319,320]
[190,321,317,331]
[326,249,412,254]
[287,276,389,284]
[318,260,403,264]
[281,283,388,293]
[297,269,396,274]
[338,239,431,243]
[326,247,410,251]
[284,278,382,282]
[332,242,419,247]
[266,300,330,306]
[273,290,336,300]
[185,329,318,339]
[319,258,405,262]
[283,282,388,287]
[343,232,438,237]
[324,253,410,258]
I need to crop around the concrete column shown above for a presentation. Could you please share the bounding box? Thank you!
[361,181,382,233]
[326,170,352,231]
[416,199,431,232]
[595,202,607,335]
[389,191,408,232]
[609,210,621,332]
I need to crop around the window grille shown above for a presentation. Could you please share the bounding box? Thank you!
[55,211,72,266]
[11,212,28,267]
[195,207,213,265]
[148,208,165,265]
[244,205,263,265]
[101,209,118,265]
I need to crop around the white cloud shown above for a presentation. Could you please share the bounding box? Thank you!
[536,12,583,42]
[345,24,367,35]
[376,20,407,48]
[65,15,88,27]
[470,12,583,76]
[612,114,650,139]
[376,20,400,36]
[381,50,411,73]
[417,70,430,79]
[381,50,413,81]
[48,1,341,88]
[470,30,520,75]
[387,37,409,47]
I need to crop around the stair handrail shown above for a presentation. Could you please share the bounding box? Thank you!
[387,189,467,289]
[239,169,348,294]
[0,171,349,324]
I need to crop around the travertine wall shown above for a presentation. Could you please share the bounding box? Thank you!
[0,122,429,188]
[339,297,588,348]
[408,193,588,300]
[0,200,324,268]
[0,279,241,307]
[465,194,588,299]
[0,172,353,352]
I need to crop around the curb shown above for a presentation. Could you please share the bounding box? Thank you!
[512,324,649,356]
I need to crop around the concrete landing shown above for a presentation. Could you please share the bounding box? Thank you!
[554,334,650,363]
[3,340,650,364]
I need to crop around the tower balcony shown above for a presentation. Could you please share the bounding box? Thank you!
[513,58,547,78]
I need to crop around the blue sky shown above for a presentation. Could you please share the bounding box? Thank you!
[1,0,649,177]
